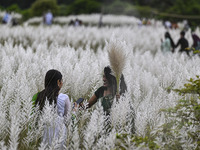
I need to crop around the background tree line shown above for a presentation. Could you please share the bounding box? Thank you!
[0,0,200,26]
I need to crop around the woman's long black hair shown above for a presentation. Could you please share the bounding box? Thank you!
[35,69,62,111]
[104,66,127,96]
[165,32,175,51]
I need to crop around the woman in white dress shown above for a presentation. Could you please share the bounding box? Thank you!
[32,69,71,147]
[161,32,173,53]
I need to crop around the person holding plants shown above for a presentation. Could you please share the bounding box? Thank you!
[87,66,127,115]
[87,66,135,133]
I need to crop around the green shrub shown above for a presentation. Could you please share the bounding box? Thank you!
[103,2,154,18]
[30,0,58,16]
[152,76,200,149]
[174,75,200,95]
[116,76,200,149]
[7,4,21,13]
[103,0,129,15]
[21,9,32,21]
[58,4,70,16]
[133,5,154,18]
[68,0,101,14]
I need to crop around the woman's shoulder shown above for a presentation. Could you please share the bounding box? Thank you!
[95,86,105,99]
[166,38,171,42]
[58,93,69,101]
[96,86,105,92]
[32,92,39,106]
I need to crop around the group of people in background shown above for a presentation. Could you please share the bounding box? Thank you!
[1,11,18,26]
[68,18,83,26]
[43,10,53,25]
[164,20,189,31]
[161,30,200,56]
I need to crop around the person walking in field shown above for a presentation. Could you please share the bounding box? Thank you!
[175,31,189,55]
[2,11,11,24]
[161,32,175,53]
[45,10,53,25]
[191,32,200,50]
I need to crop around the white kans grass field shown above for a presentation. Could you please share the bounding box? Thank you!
[0,15,200,149]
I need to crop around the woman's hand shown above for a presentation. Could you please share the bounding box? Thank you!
[72,102,78,111]
[73,102,85,111]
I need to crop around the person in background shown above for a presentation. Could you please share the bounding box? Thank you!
[183,20,190,32]
[42,12,46,25]
[164,20,171,29]
[161,32,174,53]
[2,11,11,24]
[69,19,75,26]
[74,18,82,26]
[45,10,53,25]
[175,31,189,55]
[98,14,103,28]
[191,32,200,50]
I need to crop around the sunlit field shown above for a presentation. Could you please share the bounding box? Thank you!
[0,14,199,149]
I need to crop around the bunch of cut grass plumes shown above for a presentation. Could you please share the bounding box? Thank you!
[107,37,127,94]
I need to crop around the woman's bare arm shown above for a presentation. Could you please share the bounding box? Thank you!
[87,94,97,108]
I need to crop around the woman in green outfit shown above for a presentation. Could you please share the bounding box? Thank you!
[87,66,127,115]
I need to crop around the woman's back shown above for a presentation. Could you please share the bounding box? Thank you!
[161,38,171,53]
[57,93,71,117]
[33,69,70,147]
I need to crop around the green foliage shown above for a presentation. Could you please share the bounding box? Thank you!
[159,97,200,149]
[167,0,200,15]
[103,0,129,15]
[116,132,159,150]
[2,0,200,24]
[156,76,200,149]
[58,4,71,16]
[21,9,32,21]
[102,1,154,17]
[115,76,200,149]
[131,135,159,149]
[30,0,58,16]
[7,4,21,13]
[173,75,200,95]
[68,0,101,14]
[132,5,154,18]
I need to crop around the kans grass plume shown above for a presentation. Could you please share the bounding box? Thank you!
[107,38,127,94]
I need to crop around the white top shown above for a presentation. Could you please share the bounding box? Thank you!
[45,12,53,25]
[161,38,171,53]
[57,93,71,117]
[42,93,70,146]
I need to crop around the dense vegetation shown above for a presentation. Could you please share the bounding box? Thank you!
[0,0,200,25]
[0,16,199,148]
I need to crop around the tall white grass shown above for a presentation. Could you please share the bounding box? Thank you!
[108,37,127,94]
[24,14,142,26]
[0,10,22,19]
[0,16,199,149]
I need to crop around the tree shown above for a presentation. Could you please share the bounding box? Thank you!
[68,0,101,14]
[0,0,35,9]
[30,0,58,16]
